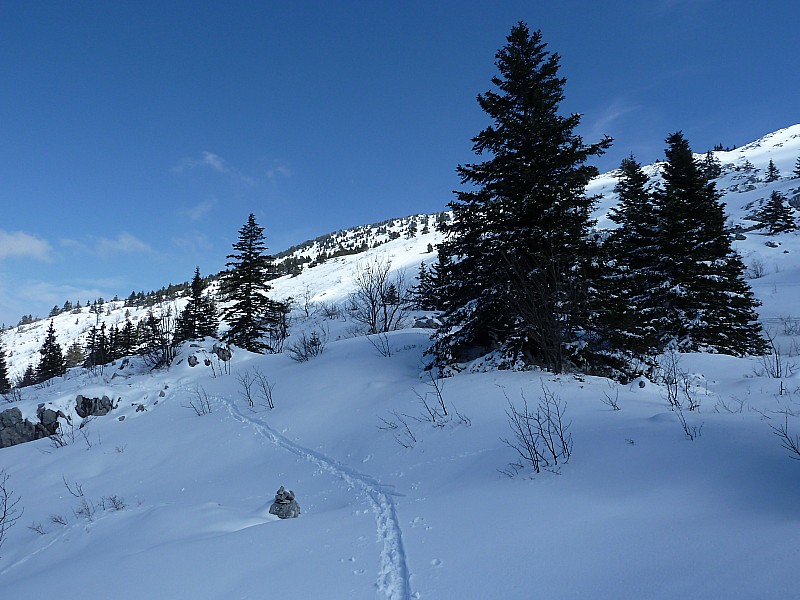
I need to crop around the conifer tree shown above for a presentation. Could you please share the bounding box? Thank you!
[219,214,287,353]
[64,341,85,369]
[0,337,10,394]
[699,150,722,180]
[655,132,765,355]
[593,155,662,369]
[765,159,780,182]
[175,267,219,343]
[20,363,37,388]
[794,156,800,179]
[37,321,66,382]
[434,22,611,373]
[757,190,796,234]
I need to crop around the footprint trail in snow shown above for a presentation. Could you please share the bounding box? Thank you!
[220,397,413,600]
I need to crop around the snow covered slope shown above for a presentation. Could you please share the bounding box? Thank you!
[1,125,800,599]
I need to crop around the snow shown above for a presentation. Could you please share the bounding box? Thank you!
[2,126,800,599]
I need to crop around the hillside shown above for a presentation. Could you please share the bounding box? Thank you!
[1,125,800,599]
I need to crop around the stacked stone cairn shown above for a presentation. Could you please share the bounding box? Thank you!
[269,486,301,519]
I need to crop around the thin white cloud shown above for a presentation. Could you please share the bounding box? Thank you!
[172,151,255,185]
[266,162,292,181]
[59,233,154,258]
[96,232,154,257]
[172,151,230,174]
[187,199,216,221]
[0,230,52,261]
[173,233,213,253]
[586,99,640,140]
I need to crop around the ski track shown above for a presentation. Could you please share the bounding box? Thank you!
[220,396,413,600]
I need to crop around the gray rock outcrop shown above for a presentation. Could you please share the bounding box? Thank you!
[212,343,233,362]
[75,395,116,418]
[269,486,301,519]
[0,406,64,448]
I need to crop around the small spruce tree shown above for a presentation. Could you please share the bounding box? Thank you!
[0,337,11,394]
[794,156,800,179]
[757,190,796,234]
[765,159,780,183]
[175,267,219,343]
[37,321,66,382]
[219,214,288,353]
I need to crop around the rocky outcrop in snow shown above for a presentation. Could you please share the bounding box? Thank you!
[0,405,64,448]
[75,394,117,418]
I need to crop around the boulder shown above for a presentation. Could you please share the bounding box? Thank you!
[0,407,41,448]
[187,355,199,367]
[37,404,67,436]
[212,343,233,362]
[75,394,116,418]
[269,486,301,519]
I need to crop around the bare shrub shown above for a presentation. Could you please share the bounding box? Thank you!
[28,522,46,535]
[49,513,68,526]
[2,386,23,404]
[377,412,418,448]
[675,401,703,440]
[770,413,800,459]
[102,495,126,511]
[288,329,327,362]
[1,470,23,556]
[183,386,212,416]
[62,475,84,498]
[756,328,797,378]
[319,302,343,320]
[746,257,767,279]
[499,385,573,477]
[367,332,393,358]
[600,382,621,411]
[252,368,275,410]
[348,257,409,334]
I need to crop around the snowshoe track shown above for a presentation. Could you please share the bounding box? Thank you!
[221,397,412,600]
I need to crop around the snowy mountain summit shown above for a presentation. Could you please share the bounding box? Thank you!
[1,125,800,599]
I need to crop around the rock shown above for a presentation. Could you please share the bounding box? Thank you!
[413,316,440,329]
[37,404,67,436]
[212,343,233,362]
[118,415,126,422]
[269,486,301,519]
[188,355,199,367]
[765,240,779,248]
[159,390,166,397]
[0,407,40,448]
[136,404,146,412]
[75,394,116,418]
[734,232,747,240]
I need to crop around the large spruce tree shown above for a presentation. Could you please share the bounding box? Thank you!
[655,132,765,355]
[219,214,286,353]
[175,267,219,343]
[37,321,66,382]
[433,22,611,373]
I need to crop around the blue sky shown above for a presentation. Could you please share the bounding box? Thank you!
[1,1,798,326]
